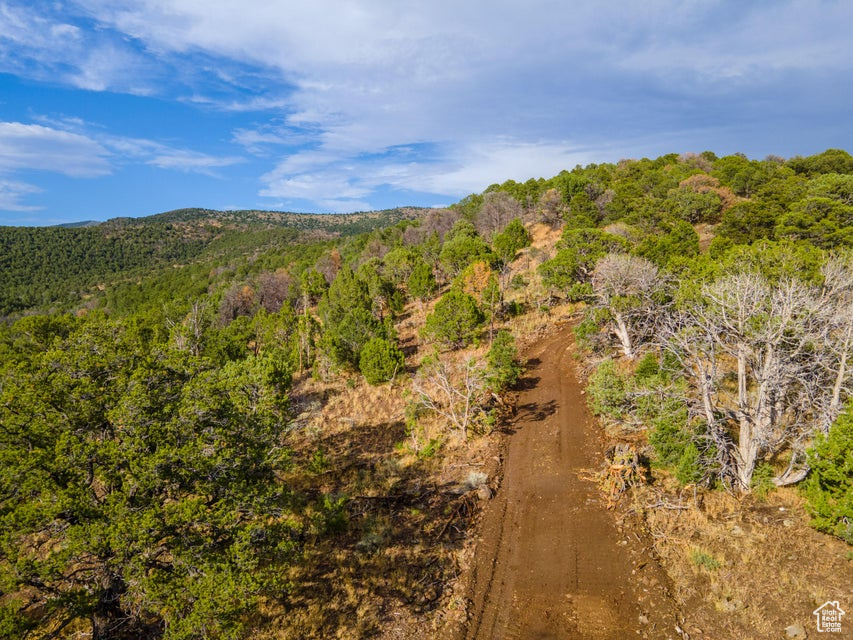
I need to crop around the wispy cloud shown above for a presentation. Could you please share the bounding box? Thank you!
[0,118,245,211]
[614,2,853,81]
[0,177,41,211]
[2,0,851,216]
[147,149,243,175]
[0,1,154,93]
[0,118,243,177]
[0,122,112,176]
[67,0,849,206]
[102,135,244,174]
[231,124,316,155]
[183,94,293,113]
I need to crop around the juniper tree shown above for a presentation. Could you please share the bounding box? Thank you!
[423,289,485,349]
[0,315,297,639]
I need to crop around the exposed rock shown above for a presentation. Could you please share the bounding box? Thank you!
[477,485,493,501]
[784,622,807,639]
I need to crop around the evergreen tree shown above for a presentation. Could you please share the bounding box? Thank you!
[359,337,405,384]
[802,406,853,543]
[423,289,484,348]
[492,217,532,266]
[439,221,494,277]
[486,330,523,391]
[564,192,599,228]
[0,316,296,639]
[407,260,437,301]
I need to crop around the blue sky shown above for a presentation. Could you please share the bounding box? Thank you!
[0,1,851,225]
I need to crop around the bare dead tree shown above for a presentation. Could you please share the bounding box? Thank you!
[256,270,293,313]
[403,208,459,246]
[412,356,487,441]
[476,192,522,239]
[169,299,210,357]
[816,252,853,431]
[663,271,847,491]
[218,283,256,324]
[591,253,664,359]
[536,188,565,227]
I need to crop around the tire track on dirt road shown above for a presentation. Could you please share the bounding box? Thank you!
[461,325,682,640]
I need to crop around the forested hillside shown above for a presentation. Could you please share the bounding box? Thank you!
[0,149,851,639]
[0,207,423,316]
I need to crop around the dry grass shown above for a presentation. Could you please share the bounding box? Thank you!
[254,260,598,638]
[630,482,853,639]
[528,222,562,252]
[694,222,717,252]
[254,315,516,639]
[506,301,581,349]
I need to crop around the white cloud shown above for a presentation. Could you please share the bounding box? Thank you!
[147,149,244,174]
[4,1,852,213]
[0,118,248,211]
[231,125,315,155]
[0,2,81,50]
[257,139,602,207]
[401,141,597,195]
[0,2,153,92]
[0,178,41,211]
[69,0,849,208]
[0,120,242,178]
[260,169,370,202]
[67,42,152,92]
[614,2,853,81]
[184,94,292,113]
[0,122,112,176]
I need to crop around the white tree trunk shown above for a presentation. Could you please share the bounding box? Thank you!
[613,312,634,359]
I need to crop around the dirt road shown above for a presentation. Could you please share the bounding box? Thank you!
[461,325,682,640]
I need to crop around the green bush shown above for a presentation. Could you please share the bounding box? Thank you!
[314,494,349,535]
[689,547,721,571]
[586,359,628,418]
[439,232,494,277]
[565,281,594,302]
[486,330,523,392]
[359,337,405,384]
[750,462,776,500]
[505,300,524,316]
[633,352,661,383]
[492,217,532,265]
[802,407,853,543]
[407,260,437,301]
[321,306,382,368]
[574,316,600,352]
[308,447,331,474]
[423,289,484,348]
[647,406,712,485]
[675,442,706,485]
[648,406,691,467]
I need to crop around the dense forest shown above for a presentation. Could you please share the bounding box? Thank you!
[0,207,423,316]
[0,149,851,638]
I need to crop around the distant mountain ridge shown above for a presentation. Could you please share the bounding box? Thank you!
[1,206,429,316]
[52,220,101,228]
[148,206,427,226]
[52,206,429,234]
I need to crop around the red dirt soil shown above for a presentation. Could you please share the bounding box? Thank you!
[458,325,684,640]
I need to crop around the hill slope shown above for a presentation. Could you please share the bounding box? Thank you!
[0,207,425,316]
